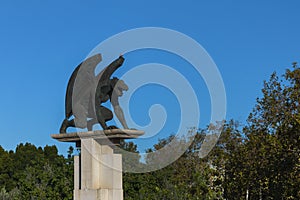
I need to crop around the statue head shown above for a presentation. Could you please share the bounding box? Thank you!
[111,77,128,97]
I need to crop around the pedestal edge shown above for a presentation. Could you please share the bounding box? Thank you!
[51,129,144,142]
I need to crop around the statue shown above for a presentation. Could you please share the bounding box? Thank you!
[60,54,129,133]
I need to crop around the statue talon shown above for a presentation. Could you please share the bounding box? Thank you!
[107,125,119,130]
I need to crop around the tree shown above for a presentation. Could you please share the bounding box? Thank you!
[0,143,74,199]
[225,63,300,199]
[123,122,242,200]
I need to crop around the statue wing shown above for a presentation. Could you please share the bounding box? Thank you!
[97,55,124,82]
[65,54,102,118]
[94,56,125,107]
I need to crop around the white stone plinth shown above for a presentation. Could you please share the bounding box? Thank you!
[74,189,123,200]
[75,138,123,200]
[51,129,144,200]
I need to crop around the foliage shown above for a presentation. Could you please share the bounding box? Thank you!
[224,63,300,199]
[0,144,74,200]
[123,122,242,200]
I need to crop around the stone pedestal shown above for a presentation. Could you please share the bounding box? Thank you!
[51,129,144,200]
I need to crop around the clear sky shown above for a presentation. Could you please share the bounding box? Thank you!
[0,1,299,155]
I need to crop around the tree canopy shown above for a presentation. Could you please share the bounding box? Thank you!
[0,144,74,200]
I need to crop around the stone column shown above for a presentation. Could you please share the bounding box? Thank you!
[74,138,123,200]
[51,129,144,200]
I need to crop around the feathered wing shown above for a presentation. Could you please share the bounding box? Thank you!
[65,54,102,119]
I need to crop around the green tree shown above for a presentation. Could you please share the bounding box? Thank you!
[225,63,300,199]
[123,122,242,200]
[0,146,14,192]
[0,143,74,199]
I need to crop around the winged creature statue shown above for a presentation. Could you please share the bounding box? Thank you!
[59,54,129,133]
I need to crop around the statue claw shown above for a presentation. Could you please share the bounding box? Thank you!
[107,125,119,130]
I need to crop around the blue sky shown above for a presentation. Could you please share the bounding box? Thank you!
[0,1,299,154]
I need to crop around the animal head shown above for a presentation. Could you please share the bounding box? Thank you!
[111,77,128,97]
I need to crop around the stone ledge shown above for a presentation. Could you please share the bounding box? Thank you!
[51,129,144,143]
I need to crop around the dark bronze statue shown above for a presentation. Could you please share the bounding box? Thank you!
[60,54,129,133]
